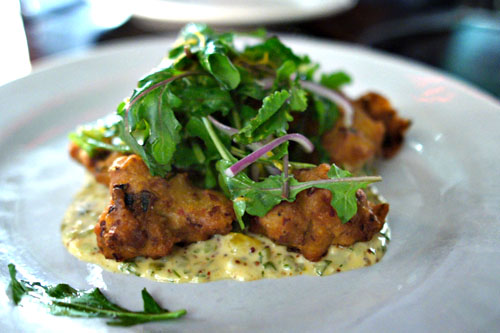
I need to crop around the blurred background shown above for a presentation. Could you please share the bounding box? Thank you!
[1,0,499,97]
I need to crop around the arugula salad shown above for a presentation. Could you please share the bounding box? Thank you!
[67,23,409,266]
[72,24,383,225]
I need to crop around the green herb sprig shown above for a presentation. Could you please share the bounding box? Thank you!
[68,115,131,156]
[8,264,186,327]
[216,160,381,226]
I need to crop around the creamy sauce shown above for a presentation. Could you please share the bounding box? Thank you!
[61,175,390,283]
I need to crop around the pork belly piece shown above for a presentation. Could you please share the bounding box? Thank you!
[250,164,389,262]
[95,154,235,261]
[322,92,410,170]
[69,142,124,186]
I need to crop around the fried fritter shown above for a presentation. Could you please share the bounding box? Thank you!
[322,92,410,170]
[69,142,124,186]
[353,92,412,158]
[95,155,235,261]
[250,164,389,262]
[321,124,379,171]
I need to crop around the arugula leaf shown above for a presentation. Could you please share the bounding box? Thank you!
[320,71,352,90]
[68,115,131,156]
[217,160,380,223]
[170,82,235,116]
[297,61,320,81]
[312,94,340,135]
[118,70,206,177]
[175,24,240,90]
[235,90,290,144]
[198,40,241,90]
[324,165,363,222]
[172,143,218,189]
[172,142,200,168]
[217,160,284,218]
[184,116,230,188]
[236,67,266,100]
[118,85,182,176]
[136,67,179,93]
[8,264,186,327]
[238,104,258,128]
[273,61,308,113]
[232,198,247,229]
[203,164,218,188]
[247,107,293,144]
[290,165,372,222]
[168,44,185,60]
[242,37,303,68]
[275,60,297,84]
[186,117,218,156]
[289,84,308,112]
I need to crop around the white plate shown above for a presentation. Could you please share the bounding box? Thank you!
[127,0,356,26]
[1,36,500,332]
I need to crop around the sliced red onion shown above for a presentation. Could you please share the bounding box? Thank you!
[207,115,238,136]
[225,133,314,177]
[289,175,382,191]
[299,80,354,127]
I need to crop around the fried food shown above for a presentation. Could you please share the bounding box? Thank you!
[250,164,389,262]
[95,155,235,261]
[69,142,124,186]
[354,92,412,158]
[322,92,410,170]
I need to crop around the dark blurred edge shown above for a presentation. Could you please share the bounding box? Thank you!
[21,0,500,97]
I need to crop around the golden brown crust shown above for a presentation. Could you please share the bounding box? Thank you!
[353,92,411,158]
[95,155,235,261]
[69,142,124,186]
[250,164,388,262]
[321,92,410,170]
[321,125,378,171]
[96,184,176,260]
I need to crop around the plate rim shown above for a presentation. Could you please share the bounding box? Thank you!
[127,0,358,26]
[7,34,499,110]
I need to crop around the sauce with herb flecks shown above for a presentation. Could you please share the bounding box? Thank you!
[61,176,390,283]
